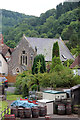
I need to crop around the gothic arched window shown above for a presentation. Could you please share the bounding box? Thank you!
[21,51,27,65]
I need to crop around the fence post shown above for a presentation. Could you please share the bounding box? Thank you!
[1,111,2,120]
[0,106,10,120]
[7,106,9,114]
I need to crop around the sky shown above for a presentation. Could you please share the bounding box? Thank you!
[0,0,65,17]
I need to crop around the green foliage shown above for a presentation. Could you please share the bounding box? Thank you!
[55,34,60,38]
[56,2,79,18]
[61,20,80,48]
[52,42,60,58]
[36,60,42,73]
[21,80,29,97]
[51,56,61,70]
[31,84,37,91]
[5,40,16,48]
[49,66,75,88]
[15,71,35,95]
[15,65,80,94]
[32,54,46,74]
[2,9,35,33]
[73,75,80,84]
[2,2,79,50]
[63,59,74,67]
[71,45,80,57]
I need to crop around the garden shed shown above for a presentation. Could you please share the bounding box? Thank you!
[37,99,54,114]
[71,84,80,105]
[43,90,67,101]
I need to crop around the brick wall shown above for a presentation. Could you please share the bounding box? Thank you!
[0,74,16,83]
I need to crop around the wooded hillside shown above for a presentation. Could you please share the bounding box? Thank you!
[1,2,80,49]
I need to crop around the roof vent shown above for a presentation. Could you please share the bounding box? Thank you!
[61,55,67,59]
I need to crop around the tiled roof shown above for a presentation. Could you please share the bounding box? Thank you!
[1,44,10,56]
[24,36,74,62]
[70,54,80,68]
[0,34,14,56]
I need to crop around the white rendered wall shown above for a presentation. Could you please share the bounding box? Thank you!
[0,54,8,74]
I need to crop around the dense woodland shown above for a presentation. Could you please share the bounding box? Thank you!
[1,2,80,53]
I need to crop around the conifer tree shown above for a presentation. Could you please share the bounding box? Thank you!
[32,54,46,74]
[52,41,60,59]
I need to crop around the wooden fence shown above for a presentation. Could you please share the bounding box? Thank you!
[0,106,10,120]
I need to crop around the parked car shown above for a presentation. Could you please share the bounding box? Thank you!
[0,77,8,88]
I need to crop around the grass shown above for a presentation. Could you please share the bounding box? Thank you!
[0,101,8,119]
[7,91,22,101]
[0,92,22,112]
[0,92,22,119]
[0,101,8,112]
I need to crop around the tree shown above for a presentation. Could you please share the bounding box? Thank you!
[63,59,74,67]
[50,56,62,73]
[69,32,78,48]
[52,41,60,59]
[55,33,60,38]
[32,54,46,74]
[71,45,80,57]
[6,40,16,48]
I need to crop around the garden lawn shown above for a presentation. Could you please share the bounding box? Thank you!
[0,101,8,119]
[7,91,22,101]
[0,101,8,112]
[7,94,22,101]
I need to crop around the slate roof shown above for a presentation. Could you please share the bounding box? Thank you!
[71,84,80,91]
[70,54,80,68]
[24,36,74,62]
[0,53,7,62]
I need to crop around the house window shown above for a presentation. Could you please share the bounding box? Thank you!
[26,56,27,65]
[22,51,25,54]
[21,56,22,64]
[16,68,19,73]
[23,56,25,64]
[0,61,2,67]
[20,51,27,65]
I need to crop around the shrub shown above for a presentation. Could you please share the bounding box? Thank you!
[32,54,46,74]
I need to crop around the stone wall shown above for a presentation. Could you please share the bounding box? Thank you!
[8,36,36,75]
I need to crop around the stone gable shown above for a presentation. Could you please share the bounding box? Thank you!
[9,36,36,75]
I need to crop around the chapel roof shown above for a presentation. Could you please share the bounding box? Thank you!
[24,36,74,62]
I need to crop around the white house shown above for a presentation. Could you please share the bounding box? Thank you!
[0,53,8,75]
[0,34,13,75]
